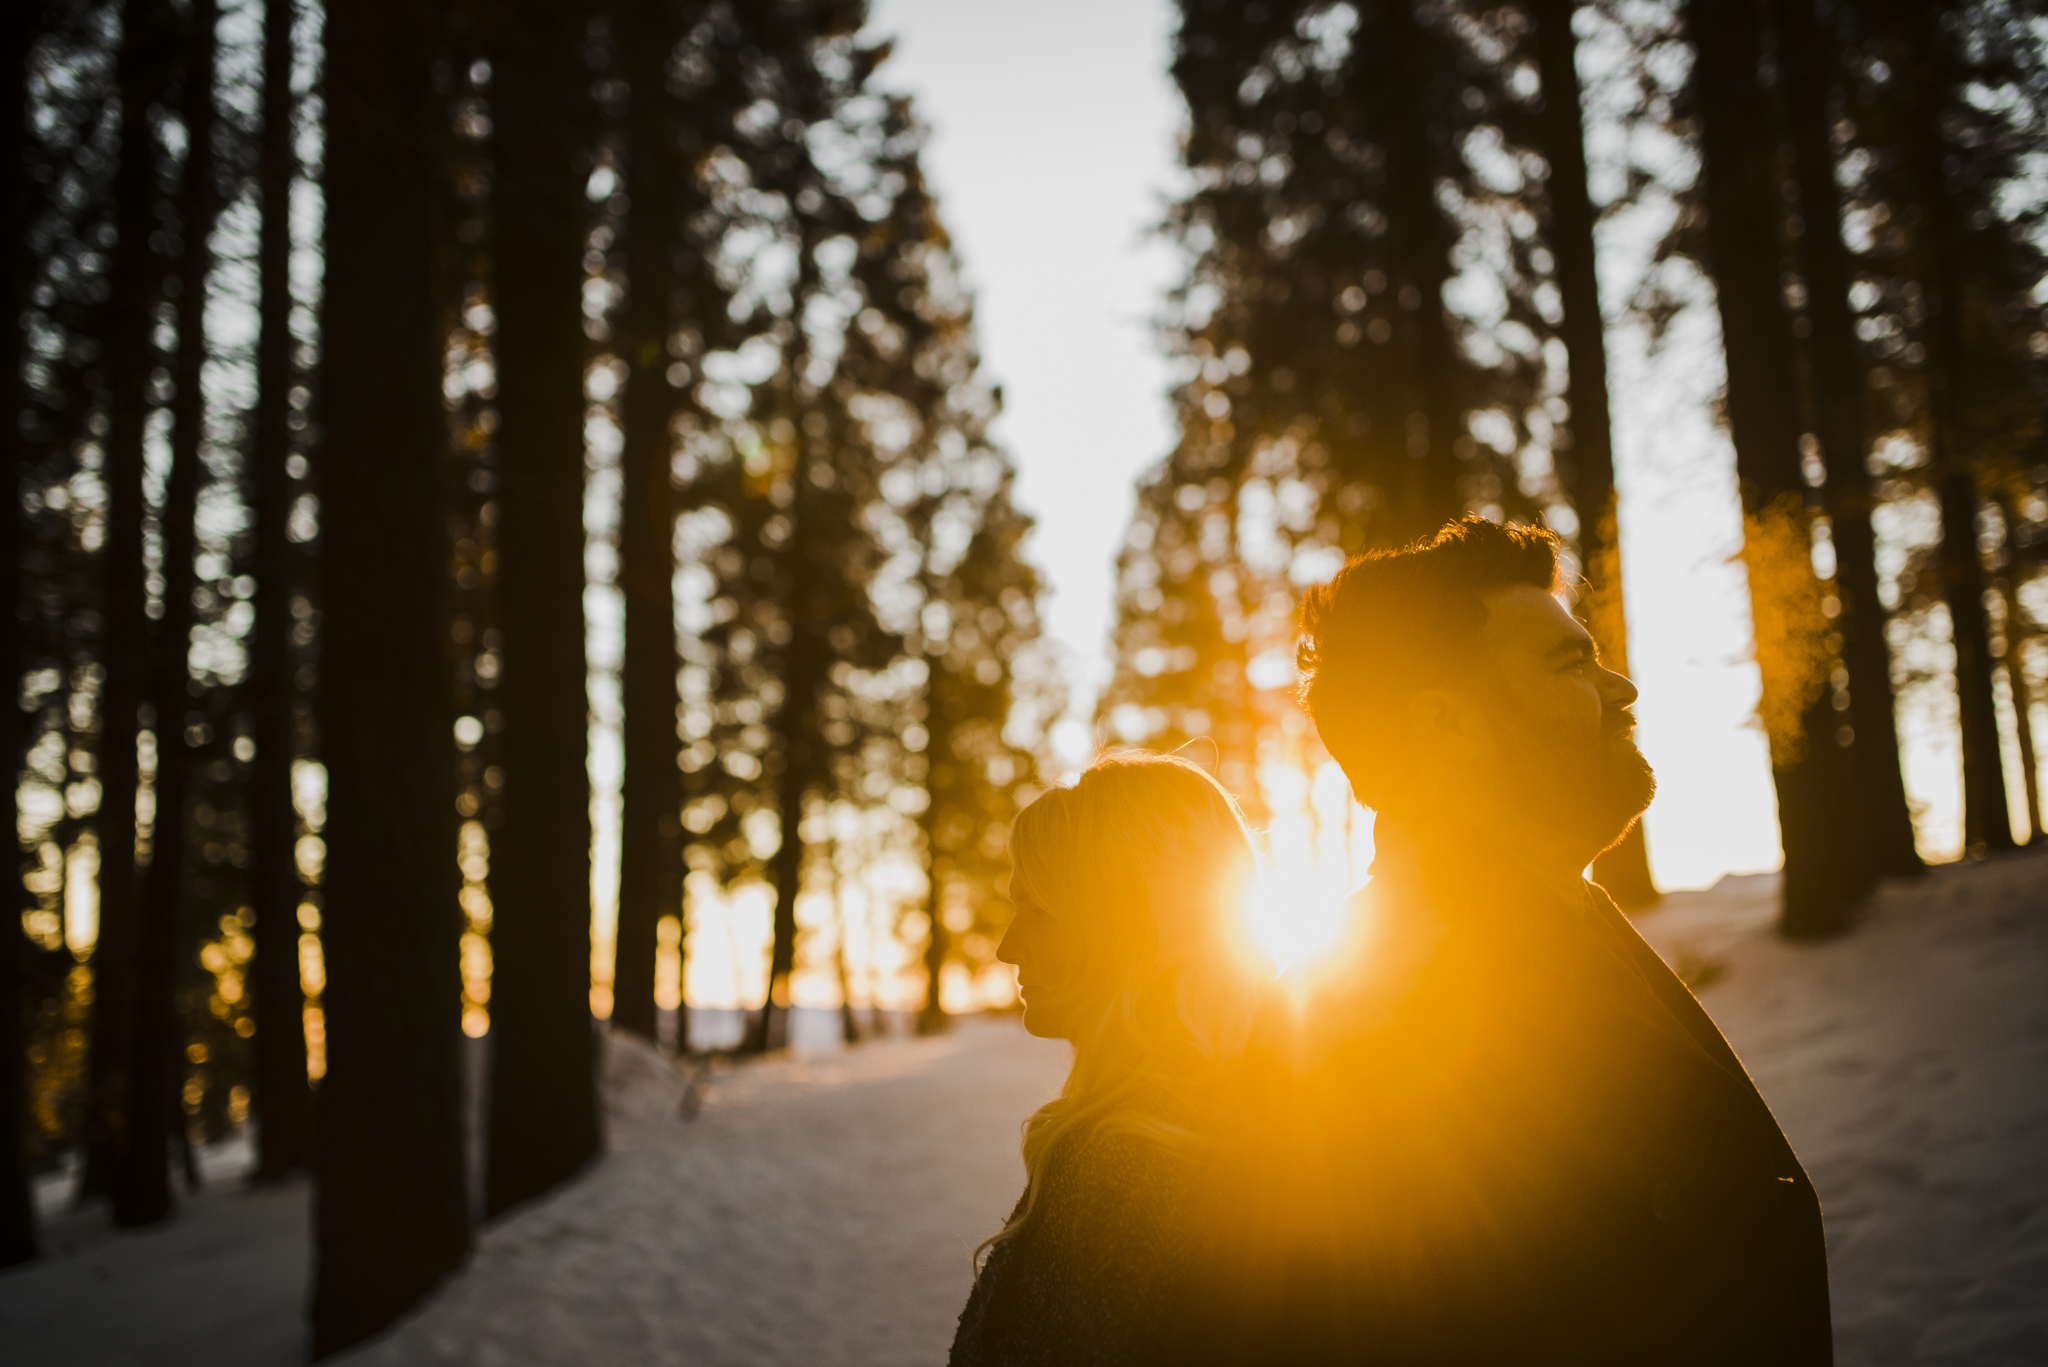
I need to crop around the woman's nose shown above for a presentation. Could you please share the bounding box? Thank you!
[995,920,1025,968]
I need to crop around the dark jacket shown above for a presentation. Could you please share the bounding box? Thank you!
[949,1111,1205,1367]
[1213,827,1833,1365]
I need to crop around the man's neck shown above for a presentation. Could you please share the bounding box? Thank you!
[1385,805,1593,904]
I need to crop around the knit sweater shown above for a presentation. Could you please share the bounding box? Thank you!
[948,1118,1204,1367]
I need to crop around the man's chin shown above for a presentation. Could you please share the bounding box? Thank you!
[1592,749,1656,851]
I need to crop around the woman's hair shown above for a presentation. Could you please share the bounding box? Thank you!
[976,749,1263,1270]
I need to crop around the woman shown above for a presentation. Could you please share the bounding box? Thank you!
[948,751,1267,1366]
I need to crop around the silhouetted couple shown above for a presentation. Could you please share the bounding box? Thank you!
[949,517,1832,1366]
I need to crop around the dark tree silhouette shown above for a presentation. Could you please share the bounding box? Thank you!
[1529,0,1658,909]
[1772,0,1922,876]
[312,0,471,1349]
[914,476,1048,1033]
[1684,0,1873,934]
[82,0,176,1208]
[485,0,601,1214]
[1886,0,2016,852]
[112,0,222,1228]
[246,0,309,1180]
[611,0,688,1047]
[1,0,43,1272]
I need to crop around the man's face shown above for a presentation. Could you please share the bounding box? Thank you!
[1462,585,1655,859]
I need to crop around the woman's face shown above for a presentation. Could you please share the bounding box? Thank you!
[997,880,1100,1041]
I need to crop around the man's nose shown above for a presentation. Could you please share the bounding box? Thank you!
[1598,665,1638,710]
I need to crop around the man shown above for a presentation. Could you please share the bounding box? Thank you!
[1214,517,1831,1364]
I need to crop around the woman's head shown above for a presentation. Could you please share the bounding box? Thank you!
[974,751,1265,1272]
[999,750,1261,1051]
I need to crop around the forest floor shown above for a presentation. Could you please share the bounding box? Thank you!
[1,844,2043,1366]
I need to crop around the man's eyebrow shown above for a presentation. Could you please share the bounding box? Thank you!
[1547,636,1596,662]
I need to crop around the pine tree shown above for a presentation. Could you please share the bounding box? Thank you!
[485,0,602,1214]
[1683,0,1874,933]
[111,0,222,1228]
[1872,0,2038,852]
[246,0,308,1180]
[1,0,45,1272]
[1529,0,1658,907]
[313,0,471,1349]
[610,0,687,1045]
[611,0,744,1048]
[914,477,1051,1031]
[13,0,124,1217]
[83,0,177,1210]
[1771,0,1923,875]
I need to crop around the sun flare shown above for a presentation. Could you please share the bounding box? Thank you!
[1242,868,1350,977]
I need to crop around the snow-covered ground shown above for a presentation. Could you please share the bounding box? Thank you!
[2,846,2043,1366]
[1633,852,2048,1365]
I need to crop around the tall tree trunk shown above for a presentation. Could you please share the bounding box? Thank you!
[83,0,175,1205]
[611,0,684,1048]
[832,864,858,1045]
[1774,0,1923,875]
[1685,0,1873,935]
[112,0,220,1228]
[1376,0,1463,539]
[247,0,309,1180]
[485,0,599,1217]
[1531,0,1659,910]
[746,620,820,1055]
[312,0,470,1350]
[917,800,947,1035]
[749,725,811,1057]
[1893,2,2015,853]
[1,0,43,1272]
[1996,498,2043,840]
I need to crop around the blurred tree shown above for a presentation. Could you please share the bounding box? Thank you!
[112,0,221,1228]
[678,8,1003,1053]
[1875,0,2036,852]
[1996,494,2043,837]
[1771,0,1923,877]
[82,0,176,1212]
[312,0,471,1350]
[485,0,602,1214]
[854,146,1053,1031]
[1684,0,1874,934]
[13,0,120,1209]
[913,473,1050,1033]
[1529,0,1658,907]
[612,0,744,1049]
[1104,471,1261,806]
[610,0,688,1047]
[246,0,309,1180]
[2,0,44,1272]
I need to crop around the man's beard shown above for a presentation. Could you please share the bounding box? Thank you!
[1504,710,1656,858]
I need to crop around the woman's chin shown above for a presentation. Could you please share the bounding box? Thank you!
[1018,1000,1072,1040]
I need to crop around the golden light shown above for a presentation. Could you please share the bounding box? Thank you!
[1242,867,1349,977]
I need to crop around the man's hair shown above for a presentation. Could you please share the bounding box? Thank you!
[1297,516,1562,812]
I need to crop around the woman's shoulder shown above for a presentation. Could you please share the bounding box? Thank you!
[1044,1106,1205,1217]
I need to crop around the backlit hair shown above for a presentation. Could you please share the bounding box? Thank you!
[975,750,1262,1269]
[1296,515,1561,813]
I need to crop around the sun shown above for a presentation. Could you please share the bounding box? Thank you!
[1241,865,1350,976]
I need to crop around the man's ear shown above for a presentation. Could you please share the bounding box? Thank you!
[1407,686,1488,751]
